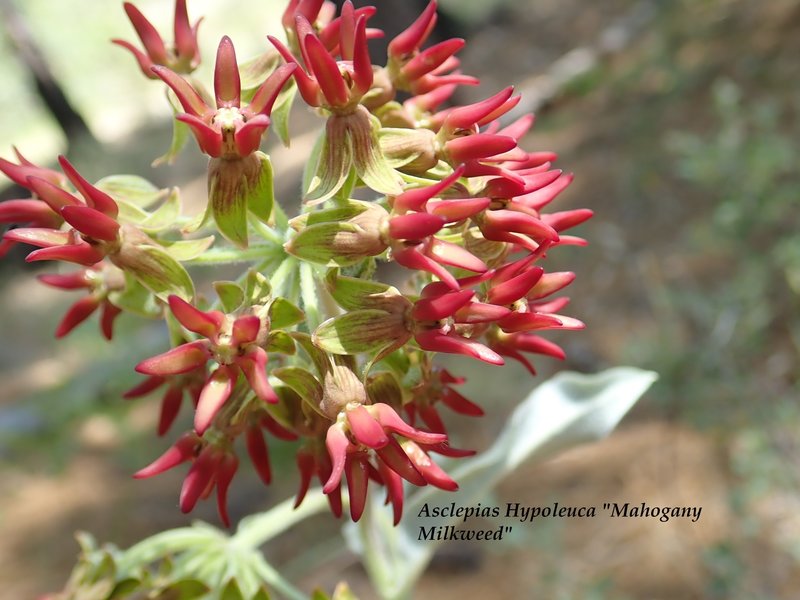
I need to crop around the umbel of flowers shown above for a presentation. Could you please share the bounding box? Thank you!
[0,0,590,527]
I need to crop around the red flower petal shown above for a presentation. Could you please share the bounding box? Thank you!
[392,165,465,213]
[402,38,465,81]
[123,375,166,399]
[247,63,297,116]
[403,440,458,490]
[388,212,444,240]
[323,424,350,494]
[345,453,369,521]
[412,289,473,321]
[168,295,225,339]
[173,0,199,63]
[237,346,278,403]
[214,36,241,108]
[440,387,484,416]
[26,242,105,266]
[57,157,119,218]
[133,432,199,479]
[135,339,210,376]
[445,86,514,132]
[347,404,389,449]
[61,206,120,242]
[246,425,272,485]
[152,65,212,118]
[375,436,426,485]
[215,453,239,527]
[445,134,517,163]
[157,385,184,436]
[304,33,349,107]
[372,403,447,445]
[294,449,314,508]
[100,301,122,341]
[55,295,101,338]
[194,366,235,434]
[415,330,504,365]
[388,0,437,57]
[122,1,168,64]
[488,266,544,305]
[179,446,220,513]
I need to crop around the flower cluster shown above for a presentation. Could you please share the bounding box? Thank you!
[0,0,590,527]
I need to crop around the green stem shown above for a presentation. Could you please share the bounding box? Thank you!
[270,255,297,298]
[185,243,283,266]
[300,262,322,330]
[250,213,287,246]
[272,194,290,231]
[232,488,330,549]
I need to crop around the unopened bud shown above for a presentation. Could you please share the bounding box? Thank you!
[380,128,437,174]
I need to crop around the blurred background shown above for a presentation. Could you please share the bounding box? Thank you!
[1,0,799,598]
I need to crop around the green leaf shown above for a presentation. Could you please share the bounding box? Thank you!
[246,270,273,305]
[290,332,331,378]
[95,175,166,208]
[273,367,323,407]
[247,152,275,225]
[251,585,271,600]
[379,128,432,169]
[270,386,305,430]
[91,551,117,583]
[165,579,210,599]
[110,577,141,597]
[155,117,191,167]
[210,163,249,248]
[159,236,216,261]
[239,51,282,91]
[266,330,295,355]
[300,261,321,330]
[268,256,297,299]
[313,310,406,355]
[268,297,305,329]
[375,348,410,378]
[290,202,368,230]
[305,121,353,203]
[270,79,298,147]
[302,129,327,202]
[221,578,246,600]
[285,222,371,267]
[115,199,151,225]
[349,108,403,195]
[139,188,182,233]
[115,244,195,301]
[331,582,359,600]
[344,367,658,600]
[325,271,395,311]
[107,273,160,318]
[181,202,211,235]
[366,372,402,406]
[214,281,245,313]
[76,531,99,554]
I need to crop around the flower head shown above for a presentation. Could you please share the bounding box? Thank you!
[38,263,125,340]
[153,37,295,158]
[386,0,478,94]
[135,295,277,435]
[112,0,202,78]
[271,1,373,112]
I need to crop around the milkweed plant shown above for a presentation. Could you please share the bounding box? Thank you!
[1,1,657,598]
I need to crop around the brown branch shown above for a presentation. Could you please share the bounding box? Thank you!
[0,0,97,145]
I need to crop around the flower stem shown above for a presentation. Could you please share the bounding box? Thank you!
[232,488,330,548]
[184,243,282,266]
